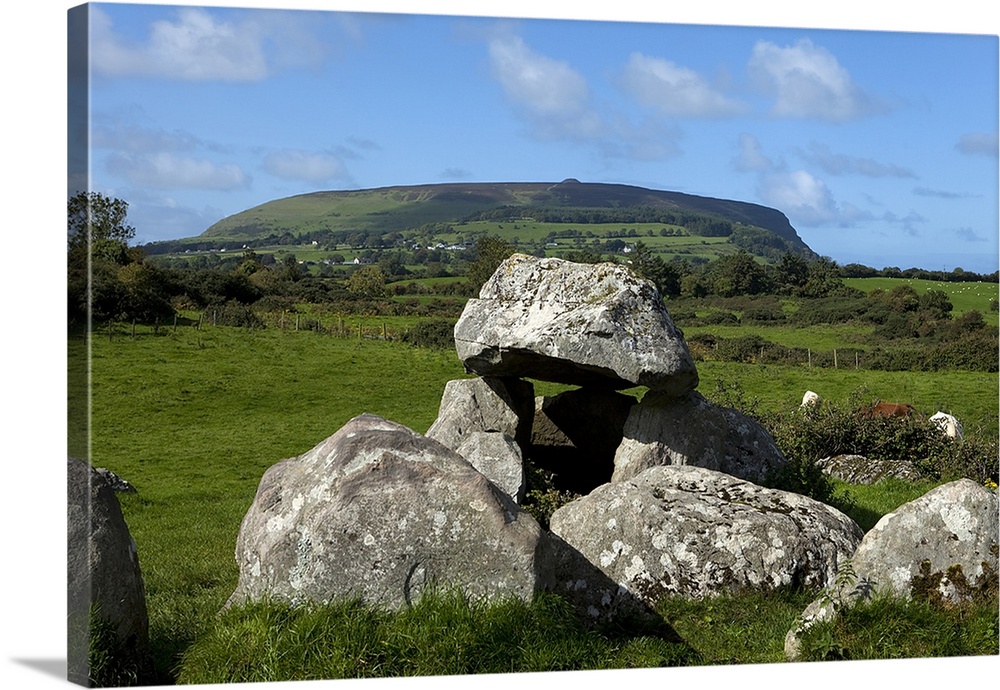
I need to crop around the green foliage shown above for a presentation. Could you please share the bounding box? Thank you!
[521,463,581,530]
[347,265,388,298]
[760,395,996,484]
[401,319,456,349]
[177,590,697,683]
[68,191,136,251]
[466,235,516,291]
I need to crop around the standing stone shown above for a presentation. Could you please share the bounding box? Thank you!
[613,391,789,485]
[550,466,863,614]
[67,457,153,686]
[226,414,554,611]
[454,254,698,395]
[455,431,526,503]
[426,376,535,454]
[785,479,999,660]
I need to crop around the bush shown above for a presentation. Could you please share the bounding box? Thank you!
[760,396,997,485]
[202,302,266,329]
[401,319,457,349]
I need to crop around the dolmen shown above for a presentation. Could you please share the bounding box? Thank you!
[226,254,862,626]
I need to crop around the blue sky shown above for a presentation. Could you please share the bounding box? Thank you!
[72,1,999,273]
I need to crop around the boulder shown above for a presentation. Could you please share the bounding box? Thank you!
[455,431,526,503]
[530,387,637,494]
[226,414,553,610]
[785,478,999,660]
[454,254,698,395]
[426,376,535,453]
[67,457,153,685]
[549,466,863,613]
[613,391,789,485]
[815,454,924,485]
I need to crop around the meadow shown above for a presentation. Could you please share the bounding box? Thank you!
[82,308,999,683]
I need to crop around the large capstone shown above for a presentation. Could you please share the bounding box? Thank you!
[613,391,789,485]
[454,254,698,395]
[550,465,863,611]
[225,414,553,610]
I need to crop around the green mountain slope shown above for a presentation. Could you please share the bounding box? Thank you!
[193,180,815,260]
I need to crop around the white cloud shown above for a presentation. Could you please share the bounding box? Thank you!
[488,35,603,139]
[263,149,349,184]
[748,39,880,121]
[757,169,838,226]
[732,133,775,172]
[620,53,746,117]
[956,131,999,157]
[90,6,328,82]
[106,152,250,190]
[802,142,915,177]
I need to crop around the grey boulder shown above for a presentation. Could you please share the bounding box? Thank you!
[455,431,526,503]
[226,414,553,610]
[613,391,790,485]
[549,466,863,613]
[454,254,698,395]
[426,376,535,454]
[815,454,924,484]
[785,478,999,660]
[67,457,152,685]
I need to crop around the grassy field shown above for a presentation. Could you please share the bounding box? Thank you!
[81,312,998,682]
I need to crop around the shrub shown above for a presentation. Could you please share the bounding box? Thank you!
[401,319,457,349]
[202,302,266,329]
[760,396,997,485]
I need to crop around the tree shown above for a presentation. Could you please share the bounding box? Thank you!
[347,265,387,298]
[632,242,681,297]
[466,236,515,291]
[67,192,136,261]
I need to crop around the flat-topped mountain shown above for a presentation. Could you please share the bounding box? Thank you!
[191,179,815,260]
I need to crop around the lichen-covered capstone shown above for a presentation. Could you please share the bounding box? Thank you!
[225,414,553,610]
[454,254,698,395]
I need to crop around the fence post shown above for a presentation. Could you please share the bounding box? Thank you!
[834,349,838,369]
[132,319,136,339]
[382,322,387,340]
[358,323,363,340]
[808,349,812,367]
[296,314,300,332]
[856,352,860,369]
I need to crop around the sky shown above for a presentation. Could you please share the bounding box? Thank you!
[69,1,1000,273]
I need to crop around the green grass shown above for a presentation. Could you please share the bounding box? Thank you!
[177,590,698,683]
[827,477,942,533]
[797,593,999,662]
